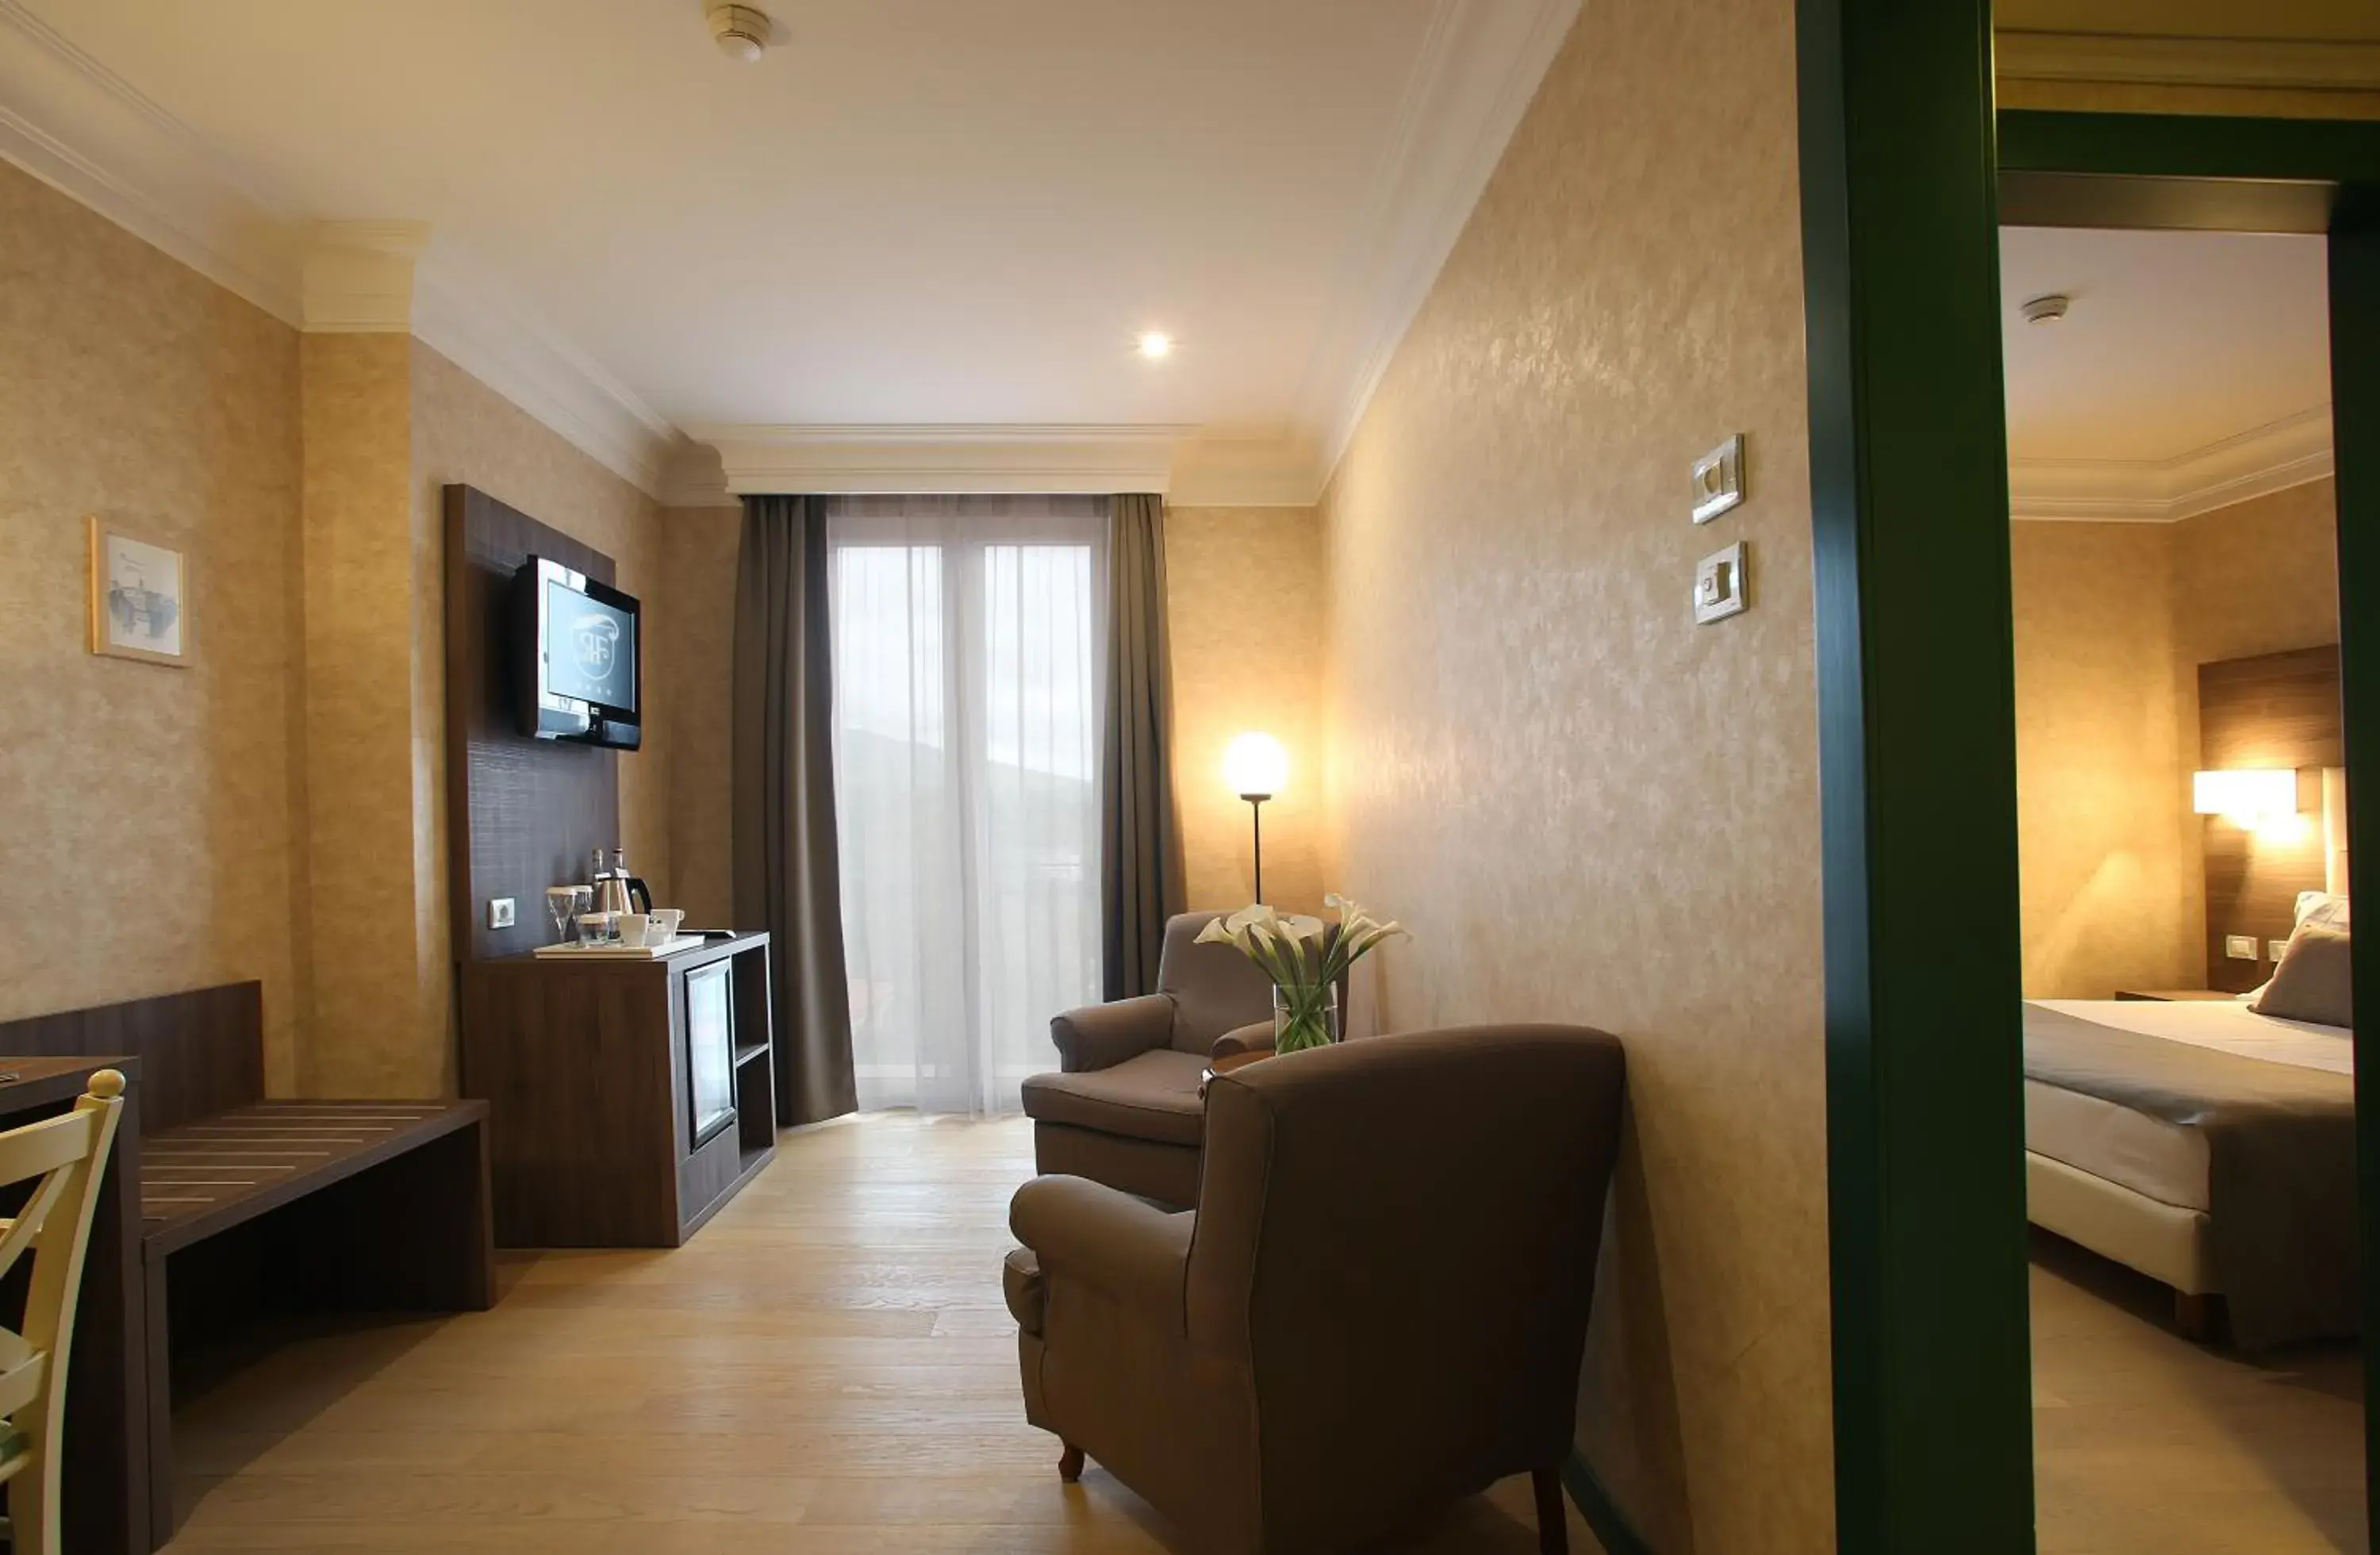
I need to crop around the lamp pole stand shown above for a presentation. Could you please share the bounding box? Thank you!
[1242,792,1269,904]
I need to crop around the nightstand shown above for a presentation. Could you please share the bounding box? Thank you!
[2113,989,2240,1002]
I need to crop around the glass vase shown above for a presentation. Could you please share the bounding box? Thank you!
[1273,984,1341,1055]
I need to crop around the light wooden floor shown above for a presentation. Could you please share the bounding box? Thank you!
[161,1114,1600,1553]
[2033,1230,2367,1554]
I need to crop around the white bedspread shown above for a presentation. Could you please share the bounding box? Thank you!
[2025,998,2353,1212]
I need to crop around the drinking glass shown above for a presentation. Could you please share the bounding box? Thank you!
[546,887,578,946]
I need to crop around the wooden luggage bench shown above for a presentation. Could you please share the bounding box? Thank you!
[0,982,493,1549]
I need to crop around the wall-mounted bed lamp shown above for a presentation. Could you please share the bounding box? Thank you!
[2192,768,2299,829]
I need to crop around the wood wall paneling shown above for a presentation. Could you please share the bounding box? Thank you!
[0,982,263,1129]
[2198,645,2344,991]
[442,484,624,963]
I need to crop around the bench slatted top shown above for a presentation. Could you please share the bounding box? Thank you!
[140,1099,486,1258]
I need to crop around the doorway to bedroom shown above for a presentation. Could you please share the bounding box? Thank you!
[1999,221,2361,1551]
[1795,8,2380,1547]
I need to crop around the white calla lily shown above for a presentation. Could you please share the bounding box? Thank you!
[1194,895,1409,1054]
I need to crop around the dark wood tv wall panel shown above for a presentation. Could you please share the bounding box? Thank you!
[2198,644,2343,993]
[443,484,621,963]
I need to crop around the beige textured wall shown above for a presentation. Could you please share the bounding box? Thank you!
[1318,2,1829,1548]
[1165,506,1327,915]
[298,333,424,1095]
[2008,480,2340,999]
[0,163,680,1100]
[2009,523,2195,996]
[2172,478,2341,682]
[0,163,308,1088]
[656,505,743,927]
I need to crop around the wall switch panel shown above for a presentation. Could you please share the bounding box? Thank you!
[2225,934,2258,961]
[489,897,516,930]
[1693,541,1749,624]
[1691,434,1745,524]
[2269,940,2291,965]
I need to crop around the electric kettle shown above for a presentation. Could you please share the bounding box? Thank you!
[589,846,652,919]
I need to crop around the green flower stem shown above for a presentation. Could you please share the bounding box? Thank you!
[1273,985,1336,1054]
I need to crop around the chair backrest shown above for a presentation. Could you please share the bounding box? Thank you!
[1187,1026,1626,1545]
[1154,912,1280,1054]
[0,1070,126,1555]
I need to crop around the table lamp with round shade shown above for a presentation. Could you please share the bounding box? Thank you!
[1223,732,1289,903]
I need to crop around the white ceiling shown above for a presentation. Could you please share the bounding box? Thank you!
[2001,226,2330,463]
[2,0,1579,501]
[1999,225,2334,521]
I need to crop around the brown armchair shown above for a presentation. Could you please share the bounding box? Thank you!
[1004,1024,1628,1555]
[1022,911,1278,1207]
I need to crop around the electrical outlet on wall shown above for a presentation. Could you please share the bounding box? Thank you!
[489,897,516,930]
[2225,934,2258,961]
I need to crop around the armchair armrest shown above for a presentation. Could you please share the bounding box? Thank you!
[1010,1174,1193,1327]
[1211,1020,1275,1060]
[1050,993,1176,1072]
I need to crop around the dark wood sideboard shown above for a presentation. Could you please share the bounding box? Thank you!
[459,933,777,1247]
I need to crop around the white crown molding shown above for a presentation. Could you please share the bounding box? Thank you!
[0,0,302,319]
[0,1,675,497]
[411,251,678,496]
[301,220,428,333]
[2010,406,2334,524]
[1169,435,1326,508]
[1295,0,1580,500]
[658,441,738,509]
[693,424,1198,497]
[1996,30,2380,94]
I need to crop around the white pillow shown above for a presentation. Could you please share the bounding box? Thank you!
[2296,892,2350,933]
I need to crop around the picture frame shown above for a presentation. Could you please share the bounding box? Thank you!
[87,516,194,667]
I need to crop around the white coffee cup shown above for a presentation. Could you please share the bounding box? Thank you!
[648,908,685,942]
[618,913,654,947]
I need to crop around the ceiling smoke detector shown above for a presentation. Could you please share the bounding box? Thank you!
[2021,293,2071,325]
[708,4,774,62]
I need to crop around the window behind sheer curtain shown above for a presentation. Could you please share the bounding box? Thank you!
[827,495,1106,1115]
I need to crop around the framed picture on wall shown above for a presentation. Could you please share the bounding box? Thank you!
[87,516,194,667]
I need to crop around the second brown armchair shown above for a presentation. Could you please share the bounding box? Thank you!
[1022,911,1276,1208]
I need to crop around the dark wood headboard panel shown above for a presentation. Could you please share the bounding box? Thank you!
[2199,644,2343,993]
[443,485,622,963]
[0,983,263,1131]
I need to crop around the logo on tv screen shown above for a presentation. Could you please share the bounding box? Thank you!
[572,612,620,687]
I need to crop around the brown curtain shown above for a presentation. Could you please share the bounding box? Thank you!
[733,494,857,1123]
[1100,493,1187,998]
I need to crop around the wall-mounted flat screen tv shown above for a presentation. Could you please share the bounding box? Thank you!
[515,555,642,750]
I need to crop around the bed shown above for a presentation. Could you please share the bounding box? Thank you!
[2023,993,2356,1349]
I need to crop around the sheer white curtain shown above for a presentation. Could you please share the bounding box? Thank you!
[827,495,1107,1115]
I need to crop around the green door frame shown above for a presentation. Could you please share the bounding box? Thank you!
[1800,5,2380,1552]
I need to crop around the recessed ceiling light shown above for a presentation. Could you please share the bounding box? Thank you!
[1138,332,1173,360]
[2021,294,2071,325]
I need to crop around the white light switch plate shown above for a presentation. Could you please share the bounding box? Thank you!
[1693,542,1749,624]
[2225,934,2257,961]
[2268,939,2291,964]
[489,897,516,930]
[1692,434,1745,524]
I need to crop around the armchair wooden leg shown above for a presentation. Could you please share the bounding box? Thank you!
[1532,1466,1568,1555]
[1059,1443,1085,1483]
